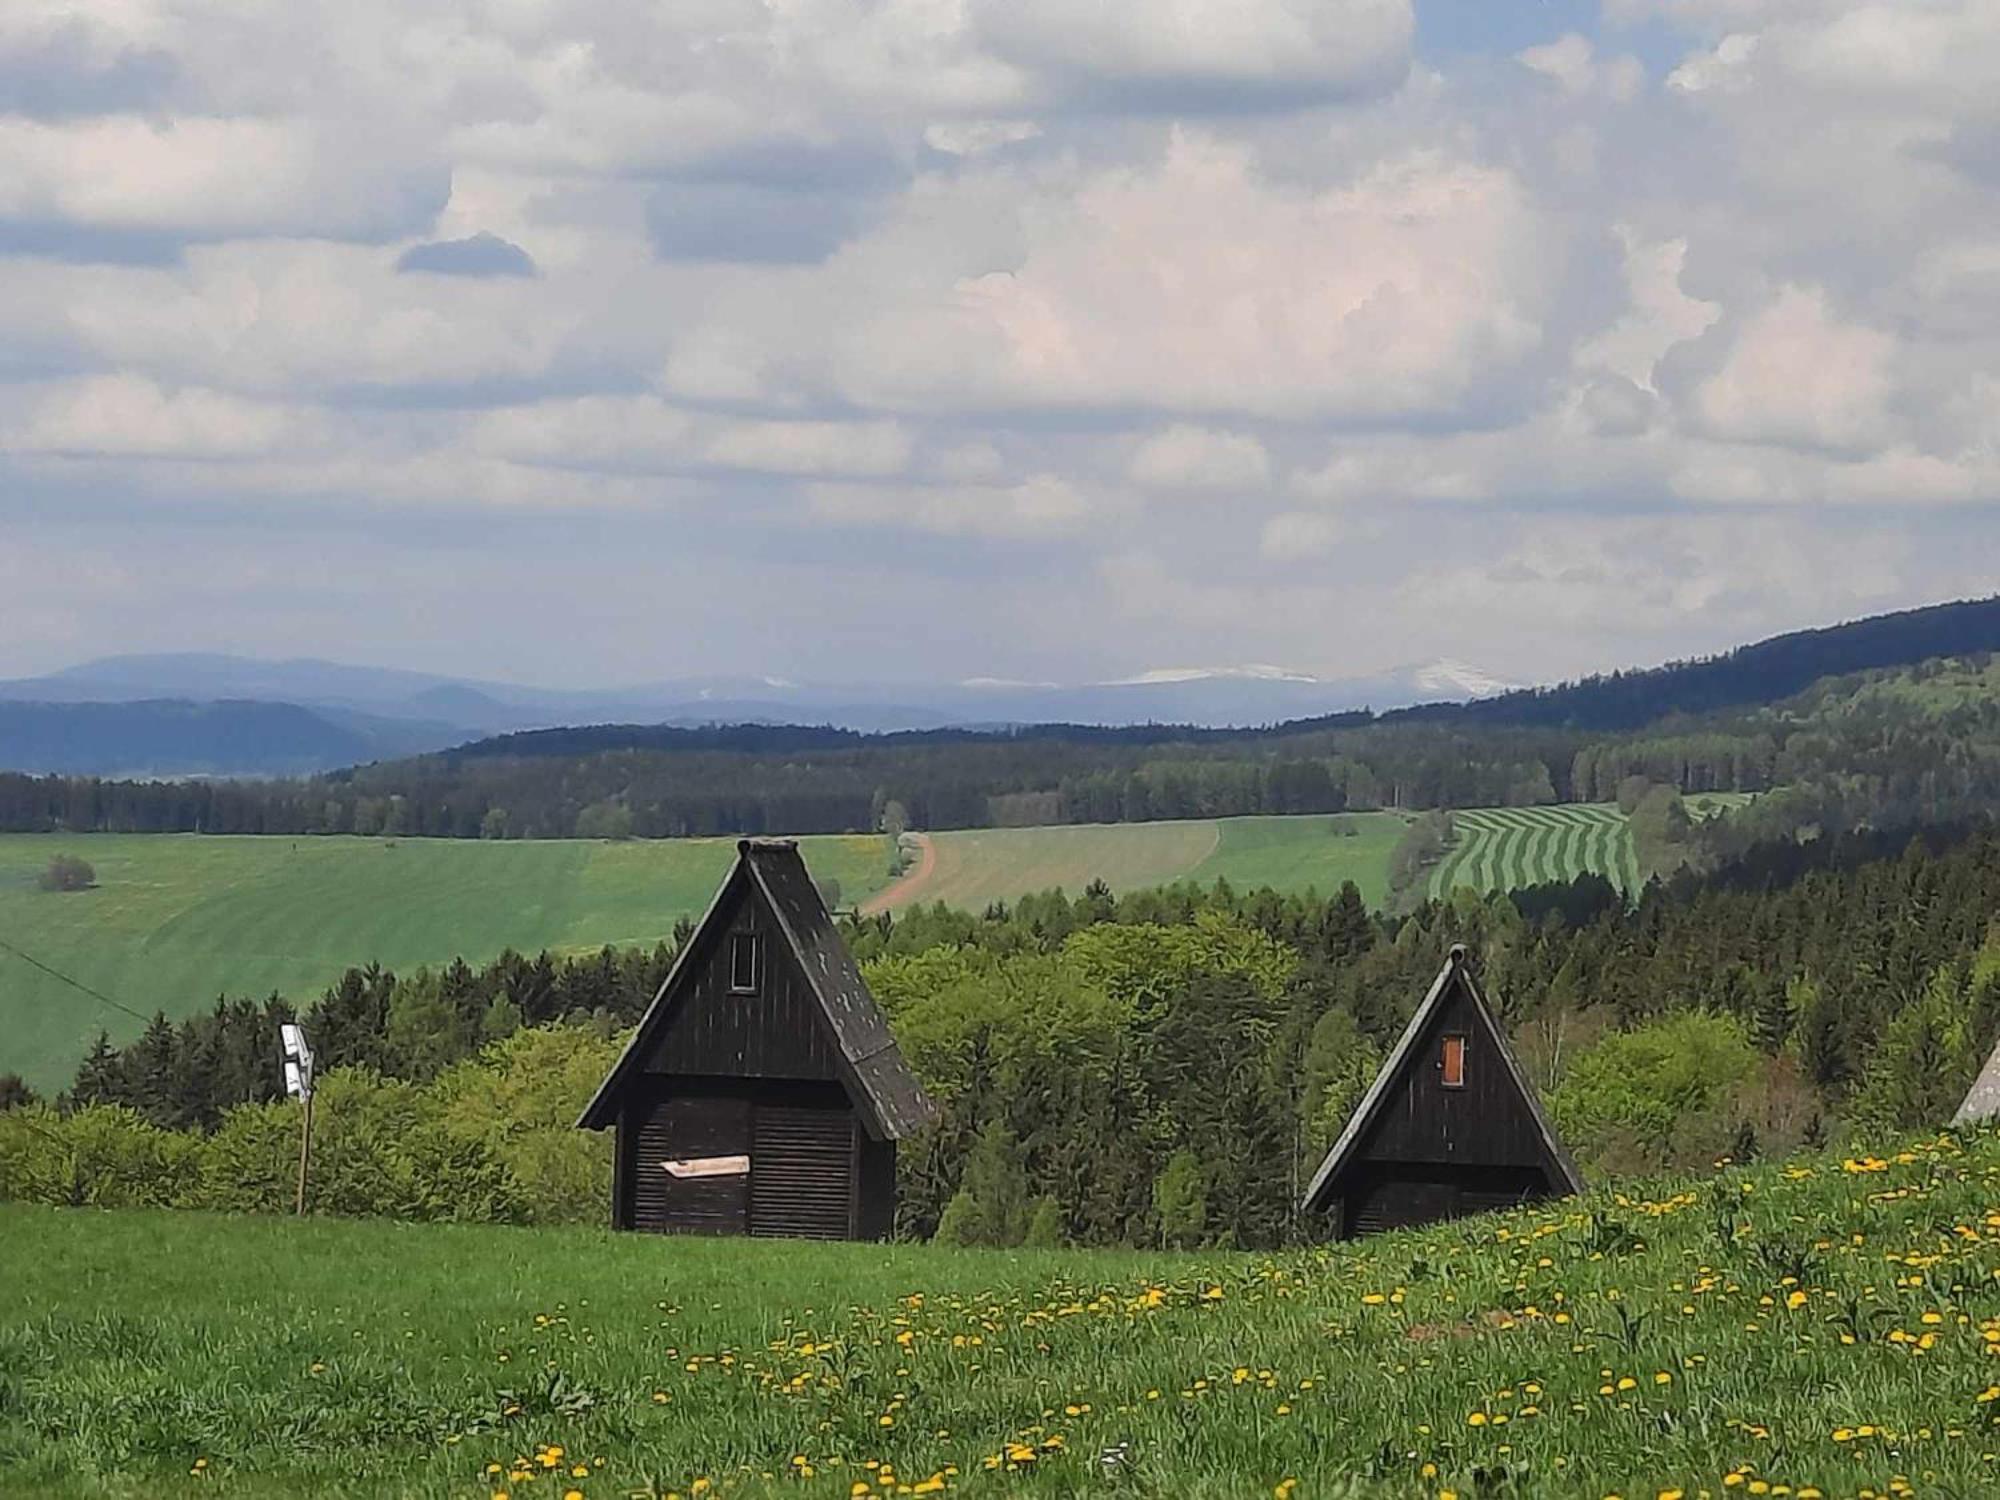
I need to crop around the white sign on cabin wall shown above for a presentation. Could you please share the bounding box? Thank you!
[662,1155,751,1179]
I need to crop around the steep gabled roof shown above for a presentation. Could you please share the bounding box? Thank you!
[576,839,937,1139]
[1302,945,1583,1211]
[1954,1039,2000,1127]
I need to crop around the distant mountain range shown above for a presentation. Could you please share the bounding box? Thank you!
[0,653,1519,777]
[14,593,1998,780]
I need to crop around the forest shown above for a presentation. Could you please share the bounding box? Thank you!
[4,651,1999,856]
[8,817,1998,1248]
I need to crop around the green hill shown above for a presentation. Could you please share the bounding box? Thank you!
[0,833,889,1093]
[5,1126,1996,1497]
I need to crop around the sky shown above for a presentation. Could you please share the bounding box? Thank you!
[3,0,1998,690]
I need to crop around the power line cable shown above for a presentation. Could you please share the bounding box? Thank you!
[0,935,153,1025]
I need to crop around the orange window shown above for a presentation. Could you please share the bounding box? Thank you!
[1441,1034,1466,1088]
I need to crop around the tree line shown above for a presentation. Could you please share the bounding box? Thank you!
[8,651,2000,846]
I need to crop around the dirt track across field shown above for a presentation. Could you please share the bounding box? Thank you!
[859,833,935,916]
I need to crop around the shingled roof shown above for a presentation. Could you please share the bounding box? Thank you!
[576,839,936,1139]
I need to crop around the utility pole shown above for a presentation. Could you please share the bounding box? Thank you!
[280,1023,316,1216]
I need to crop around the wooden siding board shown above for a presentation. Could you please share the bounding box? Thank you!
[1353,984,1552,1170]
[750,1103,857,1240]
[630,1093,753,1235]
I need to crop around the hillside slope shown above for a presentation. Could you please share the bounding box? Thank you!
[0,833,889,1092]
[4,1127,1995,1496]
[1410,593,2000,730]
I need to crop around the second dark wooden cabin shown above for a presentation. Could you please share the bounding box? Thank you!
[1302,945,1583,1238]
[576,838,935,1240]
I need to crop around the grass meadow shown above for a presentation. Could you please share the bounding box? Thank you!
[907,813,1413,915]
[4,1129,1997,1497]
[0,834,890,1093]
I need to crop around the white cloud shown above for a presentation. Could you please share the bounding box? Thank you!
[1574,232,1720,393]
[702,419,914,478]
[1128,424,1271,492]
[1259,510,1342,560]
[8,375,315,457]
[1402,514,1912,646]
[0,115,445,241]
[1517,34,1644,102]
[5,0,2000,683]
[834,134,1557,420]
[1686,285,1898,454]
[806,474,1094,537]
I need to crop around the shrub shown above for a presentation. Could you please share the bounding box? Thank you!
[38,854,96,892]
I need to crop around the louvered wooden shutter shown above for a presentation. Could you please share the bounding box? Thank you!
[750,1104,856,1239]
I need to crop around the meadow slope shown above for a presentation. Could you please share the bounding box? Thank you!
[875,813,1413,915]
[4,1129,1997,1497]
[0,834,888,1093]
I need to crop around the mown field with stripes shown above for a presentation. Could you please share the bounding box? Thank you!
[1426,793,1749,900]
[1426,803,1639,899]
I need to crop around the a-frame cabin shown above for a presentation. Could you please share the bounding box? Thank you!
[1302,945,1583,1238]
[577,838,935,1240]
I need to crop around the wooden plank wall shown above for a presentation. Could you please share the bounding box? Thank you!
[640,875,847,1083]
[1352,982,1552,1171]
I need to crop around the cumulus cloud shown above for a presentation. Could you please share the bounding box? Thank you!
[5,0,2000,683]
[832,134,1557,420]
[1682,285,1898,454]
[0,116,447,244]
[7,375,315,458]
[1128,424,1272,491]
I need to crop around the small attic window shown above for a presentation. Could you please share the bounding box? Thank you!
[1440,1033,1467,1089]
[729,932,761,994]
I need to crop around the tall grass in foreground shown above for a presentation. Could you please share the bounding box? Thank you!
[4,1129,1999,1498]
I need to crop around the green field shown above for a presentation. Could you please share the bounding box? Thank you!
[896,813,1412,914]
[5,1128,1996,1497]
[1426,795,1751,901]
[1427,804,1640,900]
[3,803,1714,1094]
[0,834,890,1094]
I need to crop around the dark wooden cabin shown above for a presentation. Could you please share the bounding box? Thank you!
[576,838,935,1240]
[1302,945,1582,1238]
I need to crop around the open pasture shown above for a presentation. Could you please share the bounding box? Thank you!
[4,1128,1996,1497]
[0,833,889,1094]
[883,812,1412,915]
